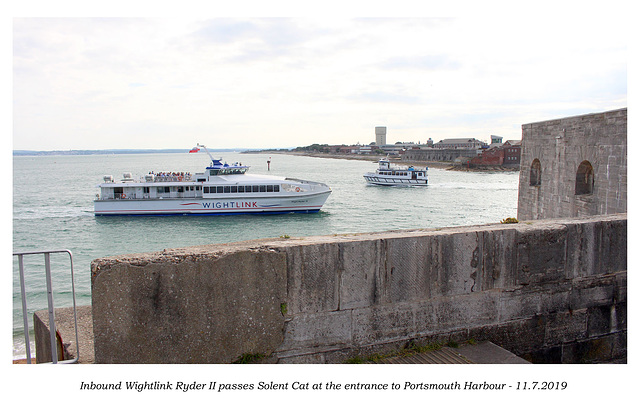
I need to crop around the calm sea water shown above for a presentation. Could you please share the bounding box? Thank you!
[12,152,519,359]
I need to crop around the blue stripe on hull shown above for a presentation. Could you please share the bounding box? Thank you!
[95,209,321,217]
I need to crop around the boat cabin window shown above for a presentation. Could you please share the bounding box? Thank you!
[203,185,280,194]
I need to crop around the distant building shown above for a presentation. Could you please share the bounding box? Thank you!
[402,147,481,162]
[358,145,374,154]
[433,138,487,149]
[375,127,387,145]
[503,141,521,166]
[401,137,487,162]
[470,140,521,167]
[328,145,359,154]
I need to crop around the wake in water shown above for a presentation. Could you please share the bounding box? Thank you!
[13,206,94,220]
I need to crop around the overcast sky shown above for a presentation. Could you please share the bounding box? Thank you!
[11,2,629,151]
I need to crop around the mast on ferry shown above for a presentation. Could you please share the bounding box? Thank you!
[196,143,218,166]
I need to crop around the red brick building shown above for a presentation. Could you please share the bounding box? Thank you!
[470,141,521,167]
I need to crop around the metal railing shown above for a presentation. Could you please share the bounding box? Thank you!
[14,249,79,364]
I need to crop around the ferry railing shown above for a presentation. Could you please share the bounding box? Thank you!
[13,249,79,364]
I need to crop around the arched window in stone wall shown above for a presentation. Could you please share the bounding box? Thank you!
[529,159,541,186]
[575,160,594,195]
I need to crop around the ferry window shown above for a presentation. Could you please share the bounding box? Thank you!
[196,186,201,191]
[210,170,219,176]
[231,186,238,193]
[530,159,541,186]
[178,187,184,193]
[204,187,210,193]
[143,187,149,193]
[267,185,274,192]
[274,185,280,192]
[224,186,231,193]
[252,185,260,192]
[259,185,266,192]
[237,186,244,193]
[215,186,222,193]
[575,160,594,195]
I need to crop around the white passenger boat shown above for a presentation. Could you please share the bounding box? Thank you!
[363,156,428,186]
[94,145,332,216]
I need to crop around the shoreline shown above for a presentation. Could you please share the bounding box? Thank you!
[244,150,519,171]
[245,150,455,169]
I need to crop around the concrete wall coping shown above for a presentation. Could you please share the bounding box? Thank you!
[92,213,626,267]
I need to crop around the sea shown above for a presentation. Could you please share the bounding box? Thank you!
[11,152,519,360]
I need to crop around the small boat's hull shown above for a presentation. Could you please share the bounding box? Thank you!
[363,175,428,186]
[94,192,331,216]
[363,157,428,186]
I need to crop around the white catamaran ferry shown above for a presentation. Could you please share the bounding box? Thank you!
[94,145,332,216]
[363,156,428,186]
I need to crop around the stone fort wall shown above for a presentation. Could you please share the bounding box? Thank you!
[517,108,626,220]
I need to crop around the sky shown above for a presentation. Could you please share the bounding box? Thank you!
[10,1,630,151]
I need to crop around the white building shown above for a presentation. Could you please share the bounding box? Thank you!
[375,127,387,145]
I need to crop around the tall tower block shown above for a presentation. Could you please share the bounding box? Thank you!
[375,127,387,145]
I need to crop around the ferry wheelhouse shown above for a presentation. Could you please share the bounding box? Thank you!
[363,156,428,186]
[94,145,331,216]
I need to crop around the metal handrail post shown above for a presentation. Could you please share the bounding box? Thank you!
[44,253,58,364]
[17,254,32,364]
[13,249,80,364]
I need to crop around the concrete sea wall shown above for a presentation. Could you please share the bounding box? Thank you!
[90,214,626,363]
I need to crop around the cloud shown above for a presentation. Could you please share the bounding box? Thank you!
[379,55,462,71]
[12,16,628,150]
